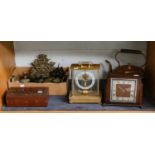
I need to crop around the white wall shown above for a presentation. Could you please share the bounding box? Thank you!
[14,41,147,77]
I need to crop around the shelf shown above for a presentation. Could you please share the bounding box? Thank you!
[1,41,155,112]
[2,94,155,112]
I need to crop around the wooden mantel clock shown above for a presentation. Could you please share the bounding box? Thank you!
[104,49,145,107]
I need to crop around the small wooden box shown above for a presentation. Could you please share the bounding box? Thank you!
[8,67,68,96]
[6,87,49,107]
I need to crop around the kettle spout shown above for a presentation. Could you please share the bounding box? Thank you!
[105,60,113,73]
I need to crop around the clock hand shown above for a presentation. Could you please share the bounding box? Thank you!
[124,87,131,94]
[118,86,125,93]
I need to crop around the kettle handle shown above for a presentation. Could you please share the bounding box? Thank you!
[115,49,146,68]
[105,60,113,73]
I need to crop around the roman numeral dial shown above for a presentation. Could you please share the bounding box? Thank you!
[110,78,137,103]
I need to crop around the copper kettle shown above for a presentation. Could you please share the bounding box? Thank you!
[105,49,146,77]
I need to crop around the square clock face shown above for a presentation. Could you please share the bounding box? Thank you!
[110,78,138,103]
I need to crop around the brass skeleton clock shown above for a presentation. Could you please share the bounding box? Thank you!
[104,49,145,107]
[69,63,101,104]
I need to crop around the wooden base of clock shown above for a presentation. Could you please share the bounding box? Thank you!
[69,92,101,104]
[103,102,143,108]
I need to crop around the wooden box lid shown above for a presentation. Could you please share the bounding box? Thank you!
[6,87,49,96]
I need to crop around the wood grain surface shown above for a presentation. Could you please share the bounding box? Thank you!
[0,42,15,109]
[145,41,155,99]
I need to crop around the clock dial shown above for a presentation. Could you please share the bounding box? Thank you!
[75,71,95,90]
[110,78,137,103]
[116,84,131,97]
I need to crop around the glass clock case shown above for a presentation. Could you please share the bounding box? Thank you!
[69,63,101,104]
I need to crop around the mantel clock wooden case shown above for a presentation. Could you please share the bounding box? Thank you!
[69,63,101,104]
[104,49,145,107]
